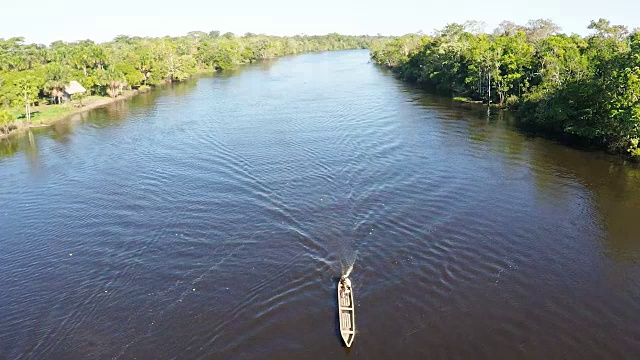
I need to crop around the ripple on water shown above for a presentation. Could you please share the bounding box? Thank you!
[2,50,640,359]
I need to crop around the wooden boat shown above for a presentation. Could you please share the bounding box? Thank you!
[338,276,355,347]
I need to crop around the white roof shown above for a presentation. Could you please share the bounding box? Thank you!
[65,81,86,95]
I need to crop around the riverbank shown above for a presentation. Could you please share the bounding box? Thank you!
[1,31,376,142]
[3,49,640,359]
[369,28,640,158]
[373,62,640,160]
[0,89,152,140]
[0,50,360,142]
[452,96,503,109]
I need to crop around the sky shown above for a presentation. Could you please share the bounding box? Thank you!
[1,0,639,44]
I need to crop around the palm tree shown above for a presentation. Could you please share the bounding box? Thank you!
[0,39,12,71]
[48,81,67,104]
[100,67,126,98]
[70,44,91,76]
[45,63,69,104]
[91,45,106,70]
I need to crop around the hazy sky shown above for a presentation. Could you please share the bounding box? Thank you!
[1,0,639,44]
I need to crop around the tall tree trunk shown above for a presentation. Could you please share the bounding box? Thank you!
[24,92,30,125]
[487,72,491,105]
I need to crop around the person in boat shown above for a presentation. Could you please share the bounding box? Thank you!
[340,276,352,298]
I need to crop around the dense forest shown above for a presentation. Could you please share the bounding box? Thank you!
[0,32,375,135]
[370,19,640,157]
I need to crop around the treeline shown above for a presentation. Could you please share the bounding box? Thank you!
[0,32,375,133]
[370,19,640,157]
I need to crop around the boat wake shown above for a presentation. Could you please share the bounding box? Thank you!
[340,253,356,278]
[342,263,354,278]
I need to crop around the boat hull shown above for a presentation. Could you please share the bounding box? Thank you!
[338,278,355,347]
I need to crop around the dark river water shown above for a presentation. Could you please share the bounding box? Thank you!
[2,50,640,359]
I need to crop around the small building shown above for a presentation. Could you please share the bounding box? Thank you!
[63,81,87,101]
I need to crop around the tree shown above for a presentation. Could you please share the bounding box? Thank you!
[525,19,561,42]
[493,21,525,37]
[44,63,70,104]
[1,31,380,132]
[370,18,640,155]
[0,37,26,71]
[99,68,126,97]
[0,108,14,135]
[207,39,243,70]
[598,32,640,153]
[535,35,588,89]
[482,33,534,105]
[464,34,493,100]
[16,75,40,124]
[463,20,487,35]
[127,44,155,85]
[588,18,629,41]
[438,23,466,42]
[113,35,133,44]
[114,62,144,88]
[222,32,236,39]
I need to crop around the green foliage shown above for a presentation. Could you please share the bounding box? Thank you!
[0,69,44,107]
[0,108,15,134]
[98,67,126,98]
[0,31,379,136]
[371,19,640,156]
[44,63,70,104]
[113,62,144,88]
[505,95,520,108]
[15,75,42,104]
[1,32,374,88]
[629,138,640,157]
[0,31,377,131]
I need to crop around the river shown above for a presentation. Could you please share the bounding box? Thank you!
[1,50,640,359]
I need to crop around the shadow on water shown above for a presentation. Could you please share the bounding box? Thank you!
[46,121,73,143]
[403,81,640,263]
[0,130,39,164]
[162,77,200,98]
[201,58,279,81]
[0,138,19,158]
[528,140,640,262]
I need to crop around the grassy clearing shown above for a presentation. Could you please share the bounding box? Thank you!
[8,96,113,126]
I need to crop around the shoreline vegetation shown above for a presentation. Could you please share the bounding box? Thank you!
[1,90,144,138]
[370,19,640,158]
[1,32,380,139]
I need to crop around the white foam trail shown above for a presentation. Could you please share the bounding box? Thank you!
[341,252,356,277]
[343,264,353,278]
